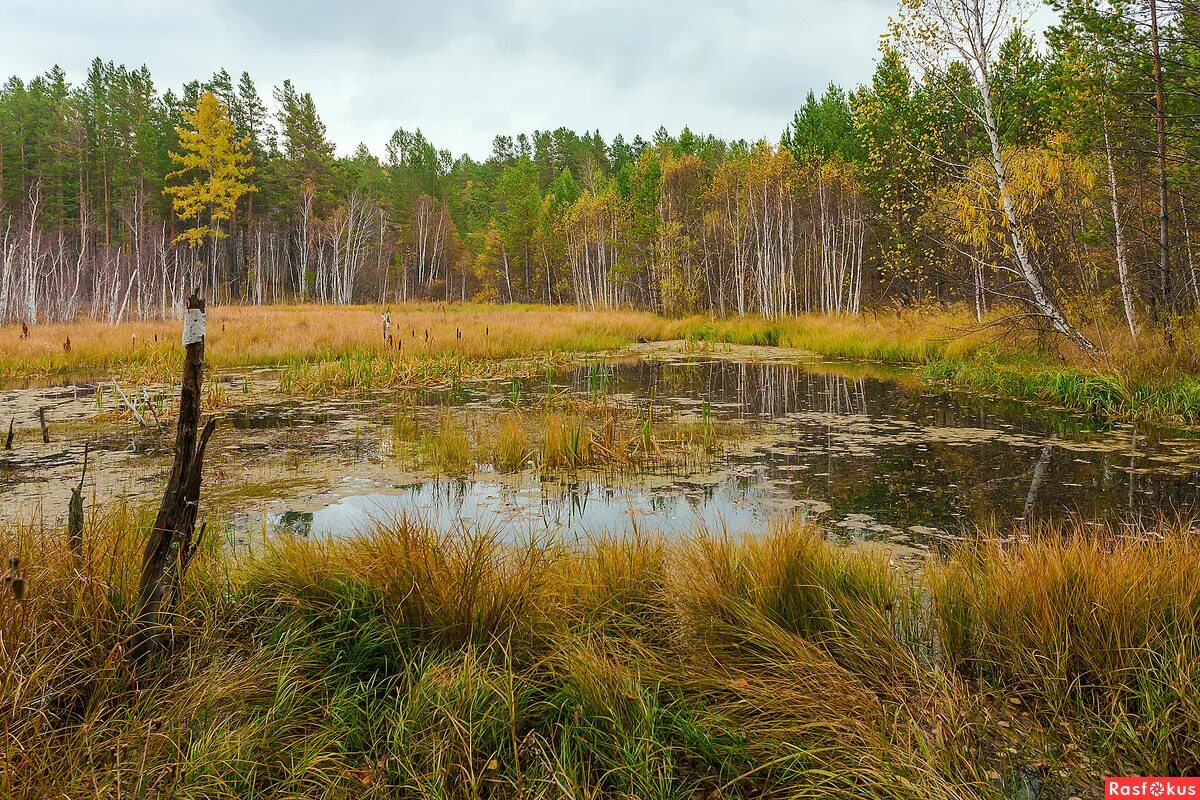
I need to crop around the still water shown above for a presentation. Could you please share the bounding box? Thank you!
[220,353,1200,547]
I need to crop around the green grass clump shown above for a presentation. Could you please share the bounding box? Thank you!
[923,358,1128,414]
[419,412,473,473]
[488,415,531,471]
[921,356,1200,424]
[392,409,420,443]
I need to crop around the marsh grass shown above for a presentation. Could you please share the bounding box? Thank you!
[925,355,1200,424]
[396,400,741,477]
[421,412,473,473]
[0,304,687,384]
[2,506,1196,797]
[277,350,551,396]
[685,309,1200,423]
[9,300,1200,422]
[681,307,970,363]
[489,416,531,472]
[391,409,420,442]
[928,523,1200,776]
[0,303,1185,416]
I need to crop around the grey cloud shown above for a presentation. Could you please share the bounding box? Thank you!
[4,0,907,157]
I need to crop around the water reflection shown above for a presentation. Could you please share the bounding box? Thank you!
[232,476,773,541]
[230,355,1200,546]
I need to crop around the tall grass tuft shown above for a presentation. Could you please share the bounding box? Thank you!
[396,402,738,477]
[929,524,1200,775]
[4,502,1199,796]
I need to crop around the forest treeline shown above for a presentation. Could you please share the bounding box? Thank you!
[2,0,1200,348]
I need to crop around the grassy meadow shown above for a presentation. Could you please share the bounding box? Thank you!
[7,302,1200,424]
[0,304,685,385]
[0,508,1195,798]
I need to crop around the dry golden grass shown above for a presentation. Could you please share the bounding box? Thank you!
[2,503,1194,797]
[9,300,1200,422]
[0,302,987,385]
[929,522,1200,776]
[0,303,690,381]
[685,305,986,362]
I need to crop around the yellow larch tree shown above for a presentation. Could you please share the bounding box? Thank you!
[164,91,256,248]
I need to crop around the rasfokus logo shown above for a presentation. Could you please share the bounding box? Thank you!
[1107,778,1200,798]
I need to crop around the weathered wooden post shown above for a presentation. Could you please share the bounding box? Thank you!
[131,293,216,664]
[68,444,89,567]
[4,418,12,450]
[38,408,49,443]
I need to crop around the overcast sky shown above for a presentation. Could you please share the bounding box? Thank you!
[3,0,1056,160]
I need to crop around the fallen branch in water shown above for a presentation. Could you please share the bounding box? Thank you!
[107,380,164,430]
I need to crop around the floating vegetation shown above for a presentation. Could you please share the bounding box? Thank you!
[9,346,1200,541]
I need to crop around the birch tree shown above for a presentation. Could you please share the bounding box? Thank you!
[1049,3,1140,337]
[892,0,1096,348]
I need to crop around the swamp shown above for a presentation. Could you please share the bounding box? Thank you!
[1,306,1198,799]
[5,337,1199,555]
[7,0,1200,792]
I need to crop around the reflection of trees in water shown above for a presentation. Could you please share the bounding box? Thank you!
[1129,429,1137,520]
[374,363,1200,536]
[964,428,1199,528]
[764,404,1200,533]
[813,372,869,416]
[794,445,970,528]
[1114,438,1199,527]
[275,510,314,537]
[734,363,870,417]
[1021,444,1055,521]
[572,361,859,418]
[575,359,1151,445]
[652,361,874,418]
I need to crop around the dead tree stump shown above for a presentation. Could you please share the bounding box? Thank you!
[38,408,49,443]
[68,444,89,567]
[4,418,12,450]
[131,293,216,665]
